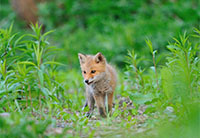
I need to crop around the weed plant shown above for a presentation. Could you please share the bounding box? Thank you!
[0,24,199,137]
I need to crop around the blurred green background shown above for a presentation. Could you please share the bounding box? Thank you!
[1,0,199,69]
[0,0,200,137]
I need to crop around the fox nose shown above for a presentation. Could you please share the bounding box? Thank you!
[85,80,89,84]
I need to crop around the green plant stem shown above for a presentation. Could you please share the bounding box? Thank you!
[21,86,24,111]
[39,93,42,118]
[5,82,10,112]
[133,60,140,91]
[26,90,28,108]
[152,54,159,91]
[28,84,32,108]
[184,51,192,96]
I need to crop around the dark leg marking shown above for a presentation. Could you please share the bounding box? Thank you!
[99,107,106,118]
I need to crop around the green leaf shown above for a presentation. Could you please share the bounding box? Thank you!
[41,87,49,97]
[43,61,65,66]
[42,30,55,38]
[18,61,37,67]
[26,34,38,39]
[131,108,138,115]
[15,99,22,113]
[14,34,26,46]
[145,39,153,53]
[129,92,155,105]
[0,60,6,79]
[8,22,14,34]
[167,45,181,53]
[144,105,156,114]
[38,69,44,87]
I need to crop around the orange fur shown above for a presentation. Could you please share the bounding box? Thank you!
[78,52,117,117]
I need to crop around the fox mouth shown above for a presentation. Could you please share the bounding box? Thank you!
[86,81,93,85]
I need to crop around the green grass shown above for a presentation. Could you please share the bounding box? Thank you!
[0,24,199,137]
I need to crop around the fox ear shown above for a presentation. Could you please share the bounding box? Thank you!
[78,53,86,64]
[94,52,105,63]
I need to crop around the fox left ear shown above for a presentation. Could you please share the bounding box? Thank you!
[78,53,86,64]
[94,52,105,63]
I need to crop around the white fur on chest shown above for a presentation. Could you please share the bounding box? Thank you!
[88,77,113,95]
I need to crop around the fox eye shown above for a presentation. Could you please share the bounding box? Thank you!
[91,70,96,74]
[83,71,86,74]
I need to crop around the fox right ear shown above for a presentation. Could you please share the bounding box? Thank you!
[78,53,86,64]
[94,52,105,64]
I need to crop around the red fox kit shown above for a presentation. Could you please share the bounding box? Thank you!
[78,52,117,117]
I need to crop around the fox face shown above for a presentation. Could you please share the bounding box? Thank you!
[78,52,106,85]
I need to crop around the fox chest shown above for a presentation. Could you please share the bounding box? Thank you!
[89,81,113,95]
